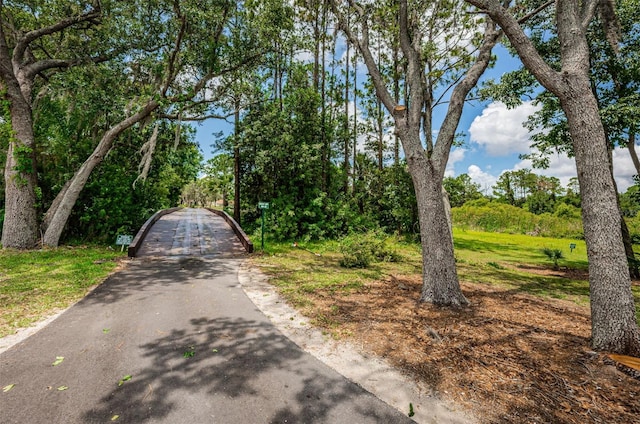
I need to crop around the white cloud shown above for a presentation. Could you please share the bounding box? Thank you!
[467,164,497,195]
[513,153,577,188]
[505,146,638,192]
[445,148,466,177]
[469,101,541,156]
[294,49,315,64]
[612,146,639,192]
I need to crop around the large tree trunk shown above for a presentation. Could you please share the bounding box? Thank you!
[42,101,159,247]
[1,83,38,249]
[466,0,640,356]
[0,45,38,249]
[403,132,467,306]
[562,79,640,355]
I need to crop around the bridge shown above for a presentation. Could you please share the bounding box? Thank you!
[128,207,253,257]
[0,207,422,423]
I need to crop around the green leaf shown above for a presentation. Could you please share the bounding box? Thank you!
[212,349,218,353]
[52,356,64,366]
[408,402,415,417]
[111,415,120,421]
[118,375,132,386]
[103,328,111,334]
[3,384,15,393]
[57,386,68,391]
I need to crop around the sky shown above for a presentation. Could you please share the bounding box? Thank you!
[193,42,639,194]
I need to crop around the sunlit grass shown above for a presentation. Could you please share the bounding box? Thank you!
[453,228,588,269]
[254,229,639,324]
[0,247,124,338]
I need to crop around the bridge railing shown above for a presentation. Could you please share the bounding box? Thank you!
[128,207,254,257]
[207,208,254,253]
[128,207,182,257]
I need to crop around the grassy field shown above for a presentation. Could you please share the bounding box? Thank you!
[0,247,124,338]
[254,228,639,322]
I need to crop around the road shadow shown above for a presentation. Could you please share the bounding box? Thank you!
[80,257,241,306]
[82,316,412,423]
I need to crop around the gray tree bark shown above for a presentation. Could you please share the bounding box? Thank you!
[0,25,38,248]
[466,0,640,355]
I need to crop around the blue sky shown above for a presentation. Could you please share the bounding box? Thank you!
[194,43,639,193]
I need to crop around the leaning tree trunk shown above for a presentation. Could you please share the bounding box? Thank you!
[42,101,159,247]
[466,0,640,356]
[562,76,640,355]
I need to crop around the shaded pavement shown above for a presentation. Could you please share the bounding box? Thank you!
[0,209,414,423]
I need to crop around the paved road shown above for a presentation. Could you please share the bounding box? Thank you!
[0,209,414,423]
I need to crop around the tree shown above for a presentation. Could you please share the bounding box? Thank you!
[330,0,503,306]
[204,153,234,208]
[39,0,263,247]
[0,1,104,248]
[443,174,482,208]
[466,0,640,354]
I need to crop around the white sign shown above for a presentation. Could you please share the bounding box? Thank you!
[116,235,133,246]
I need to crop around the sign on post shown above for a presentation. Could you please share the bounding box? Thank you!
[258,202,270,250]
[116,234,133,252]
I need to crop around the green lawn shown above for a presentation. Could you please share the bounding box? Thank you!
[0,247,124,338]
[453,228,588,269]
[255,229,639,323]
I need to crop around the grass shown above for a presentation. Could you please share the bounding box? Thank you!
[254,229,640,323]
[0,246,124,338]
[255,238,421,309]
[452,228,588,269]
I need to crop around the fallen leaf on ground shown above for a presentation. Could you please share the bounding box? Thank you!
[118,375,132,386]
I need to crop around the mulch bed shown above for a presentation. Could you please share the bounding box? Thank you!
[306,276,640,423]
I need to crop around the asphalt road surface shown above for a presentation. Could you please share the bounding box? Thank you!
[0,209,414,423]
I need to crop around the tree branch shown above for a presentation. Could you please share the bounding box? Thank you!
[162,1,187,97]
[466,0,562,94]
[158,112,234,122]
[433,18,501,174]
[13,6,102,64]
[398,0,424,127]
[329,0,396,114]
[516,0,554,24]
[23,53,114,80]
[581,0,599,30]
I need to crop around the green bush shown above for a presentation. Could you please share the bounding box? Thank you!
[542,247,564,270]
[452,201,583,239]
[339,231,401,268]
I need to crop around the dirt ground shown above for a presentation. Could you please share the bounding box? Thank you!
[303,271,640,424]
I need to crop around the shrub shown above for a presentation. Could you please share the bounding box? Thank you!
[542,247,564,270]
[452,202,583,239]
[339,231,401,268]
